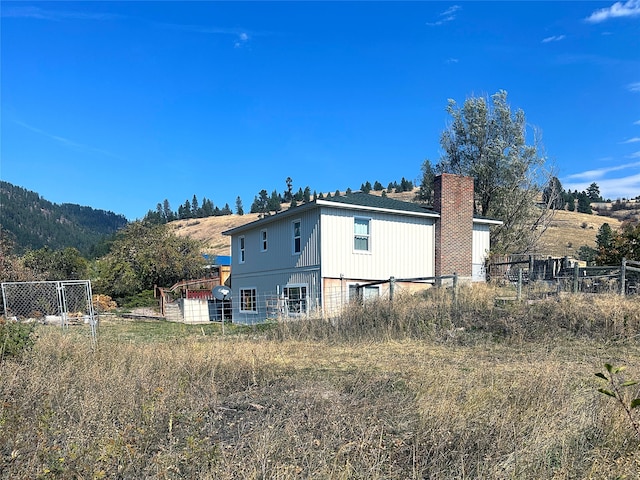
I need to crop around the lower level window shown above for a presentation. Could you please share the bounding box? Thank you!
[240,288,257,313]
[349,284,380,302]
[284,285,308,315]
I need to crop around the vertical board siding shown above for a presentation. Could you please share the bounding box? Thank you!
[472,223,491,282]
[230,269,321,324]
[320,207,435,280]
[231,209,321,275]
[228,209,322,323]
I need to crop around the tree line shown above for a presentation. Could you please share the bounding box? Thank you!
[143,195,233,224]
[0,181,127,256]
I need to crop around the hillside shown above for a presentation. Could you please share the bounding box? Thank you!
[537,209,622,257]
[171,190,624,259]
[0,181,128,256]
[169,213,262,256]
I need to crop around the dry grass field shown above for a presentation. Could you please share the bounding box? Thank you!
[537,210,622,258]
[3,286,640,479]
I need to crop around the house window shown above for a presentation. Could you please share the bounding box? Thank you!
[284,284,308,315]
[260,229,268,252]
[349,284,380,302]
[239,288,257,313]
[239,236,245,263]
[292,220,301,254]
[354,217,370,251]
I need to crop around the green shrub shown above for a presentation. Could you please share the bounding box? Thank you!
[0,320,36,360]
[119,289,157,309]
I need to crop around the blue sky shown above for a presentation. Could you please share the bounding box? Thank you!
[2,1,639,220]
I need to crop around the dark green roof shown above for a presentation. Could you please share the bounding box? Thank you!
[322,192,436,214]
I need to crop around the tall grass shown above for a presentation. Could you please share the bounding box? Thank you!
[271,284,640,344]
[2,288,640,478]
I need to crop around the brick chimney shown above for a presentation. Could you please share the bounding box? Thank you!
[433,174,474,280]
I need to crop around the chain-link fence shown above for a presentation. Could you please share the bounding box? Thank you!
[1,280,98,345]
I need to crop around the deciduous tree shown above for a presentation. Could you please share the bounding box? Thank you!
[94,222,205,299]
[436,90,553,253]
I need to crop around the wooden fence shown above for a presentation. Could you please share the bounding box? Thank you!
[488,255,640,297]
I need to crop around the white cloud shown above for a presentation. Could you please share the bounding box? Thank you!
[628,82,640,92]
[542,35,566,43]
[1,6,119,21]
[14,120,120,159]
[635,120,640,125]
[235,32,250,48]
[446,58,459,64]
[586,0,640,23]
[629,151,640,158]
[622,137,640,144]
[564,161,640,199]
[566,161,640,181]
[426,5,461,26]
[565,174,640,200]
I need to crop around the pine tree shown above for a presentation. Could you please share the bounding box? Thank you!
[236,196,244,216]
[577,192,592,214]
[162,199,174,222]
[596,223,614,250]
[586,183,602,202]
[284,177,293,202]
[191,195,200,217]
[268,190,282,213]
[416,160,435,203]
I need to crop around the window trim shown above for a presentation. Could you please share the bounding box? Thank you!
[348,283,380,303]
[283,283,308,316]
[239,236,246,264]
[239,287,258,314]
[353,216,371,253]
[292,219,301,255]
[260,229,268,252]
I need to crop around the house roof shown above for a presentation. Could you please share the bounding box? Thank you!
[321,192,436,214]
[222,192,501,235]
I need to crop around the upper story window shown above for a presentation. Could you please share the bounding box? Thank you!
[239,236,245,263]
[292,220,301,254]
[354,217,370,251]
[260,229,268,252]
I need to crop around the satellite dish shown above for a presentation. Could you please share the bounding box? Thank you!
[213,285,232,301]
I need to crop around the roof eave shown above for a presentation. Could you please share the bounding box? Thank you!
[316,199,439,218]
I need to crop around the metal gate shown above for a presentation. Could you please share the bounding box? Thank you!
[1,280,98,345]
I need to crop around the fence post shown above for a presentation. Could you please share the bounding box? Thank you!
[620,257,627,296]
[452,273,458,304]
[529,255,534,282]
[389,276,395,302]
[517,268,523,301]
[573,263,579,293]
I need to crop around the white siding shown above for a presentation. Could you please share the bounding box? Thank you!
[319,207,435,280]
[472,223,491,282]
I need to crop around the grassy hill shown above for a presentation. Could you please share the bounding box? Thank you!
[537,209,622,257]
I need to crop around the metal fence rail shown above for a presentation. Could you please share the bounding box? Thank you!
[1,280,98,346]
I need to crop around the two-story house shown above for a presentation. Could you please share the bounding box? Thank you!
[223,174,500,324]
